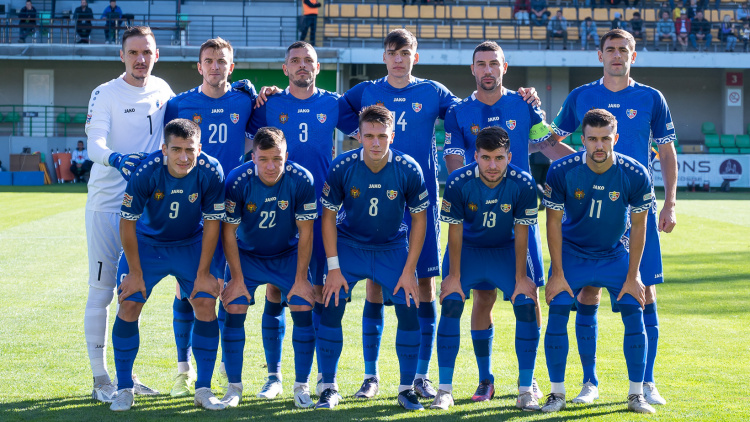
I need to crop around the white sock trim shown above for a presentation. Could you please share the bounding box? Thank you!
[415,373,428,380]
[364,373,378,381]
[550,382,565,395]
[438,384,453,393]
[629,381,643,396]
[398,384,412,393]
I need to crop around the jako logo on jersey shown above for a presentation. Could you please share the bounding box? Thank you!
[441,199,451,213]
[593,185,605,190]
[468,202,478,212]
[412,103,422,112]
[278,200,289,210]
[387,190,398,200]
[124,108,135,113]
[506,120,516,130]
[394,98,406,102]
[154,190,164,200]
[230,113,239,124]
[317,113,327,123]
[486,199,498,204]
[350,187,360,198]
[189,193,198,203]
[212,109,224,113]
[470,124,480,136]
[574,189,585,200]
[609,191,620,201]
[488,117,499,122]
[626,109,637,119]
[265,197,277,202]
[298,109,310,113]
[501,204,511,213]
[247,202,257,212]
[192,114,202,124]
[608,104,620,108]
[279,113,289,124]
[122,193,133,207]
[368,184,381,189]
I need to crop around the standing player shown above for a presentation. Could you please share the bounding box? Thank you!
[84,25,173,402]
[163,37,257,397]
[549,29,677,405]
[541,109,655,414]
[110,119,226,411]
[220,127,319,409]
[316,105,429,411]
[442,40,573,401]
[247,41,359,399]
[432,127,541,411]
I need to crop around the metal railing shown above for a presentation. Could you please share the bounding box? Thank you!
[0,105,88,137]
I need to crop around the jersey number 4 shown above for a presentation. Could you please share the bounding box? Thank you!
[389,111,407,131]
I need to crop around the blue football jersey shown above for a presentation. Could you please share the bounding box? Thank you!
[341,77,460,194]
[248,87,359,214]
[120,150,225,246]
[164,84,257,174]
[224,160,317,258]
[543,151,652,259]
[440,162,538,249]
[551,78,675,176]
[443,89,551,172]
[320,148,430,249]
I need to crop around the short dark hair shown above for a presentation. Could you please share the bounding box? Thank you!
[633,11,641,17]
[254,127,287,151]
[383,29,417,51]
[475,126,510,153]
[472,40,504,63]
[359,105,394,131]
[581,108,617,136]
[164,118,200,145]
[121,26,154,50]
[600,29,636,51]
[286,41,314,61]
[199,37,233,63]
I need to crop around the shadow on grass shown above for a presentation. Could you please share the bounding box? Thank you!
[0,394,640,421]
[0,184,88,194]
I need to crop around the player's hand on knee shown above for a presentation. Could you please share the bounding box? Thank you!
[438,274,465,304]
[288,277,315,306]
[192,271,219,299]
[517,86,541,107]
[254,86,282,108]
[544,274,573,306]
[512,275,538,305]
[394,273,420,308]
[618,274,646,308]
[118,272,147,303]
[220,278,251,305]
[108,152,148,181]
[323,269,348,307]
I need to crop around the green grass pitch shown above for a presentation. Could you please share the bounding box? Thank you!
[0,185,748,421]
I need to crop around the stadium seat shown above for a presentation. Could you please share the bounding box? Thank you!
[420,25,435,39]
[420,5,435,19]
[624,9,638,20]
[452,25,468,39]
[735,134,750,153]
[704,134,721,153]
[720,134,738,153]
[325,4,339,18]
[6,111,21,123]
[500,26,516,39]
[436,25,452,39]
[644,10,656,21]
[593,9,609,21]
[374,5,387,19]
[356,5,372,19]
[719,10,734,22]
[483,6,499,20]
[485,26,500,39]
[404,5,419,19]
[701,121,717,135]
[324,23,338,38]
[517,26,531,40]
[568,26,579,40]
[339,24,355,38]
[356,24,371,39]
[578,8,592,20]
[56,113,71,124]
[372,24,386,38]
[405,24,418,35]
[435,5,448,19]
[468,6,483,20]
[452,6,467,20]
[388,5,403,19]
[611,8,625,19]
[532,26,546,40]
[498,7,512,20]
[340,4,355,18]
[468,25,484,39]
[562,7,577,20]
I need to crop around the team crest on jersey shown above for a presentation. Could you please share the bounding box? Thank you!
[412,103,422,112]
[317,113,327,123]
[247,202,257,212]
[468,202,478,212]
[626,109,637,119]
[278,200,289,210]
[350,186,360,198]
[387,190,398,200]
[375,101,385,107]
[189,193,198,203]
[193,114,202,125]
[154,190,164,201]
[230,113,239,124]
[574,189,585,200]
[470,124,480,136]
[279,113,289,124]
[501,204,511,213]
[122,193,132,207]
[609,191,620,201]
[506,120,516,130]
[322,181,331,196]
[543,183,552,198]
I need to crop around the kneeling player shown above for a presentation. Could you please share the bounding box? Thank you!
[316,105,429,411]
[433,127,542,411]
[111,119,226,411]
[220,127,318,409]
[541,109,655,414]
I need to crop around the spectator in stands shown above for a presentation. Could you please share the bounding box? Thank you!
[689,10,712,50]
[718,15,738,51]
[659,1,675,16]
[514,0,531,25]
[741,21,750,51]
[737,1,750,23]
[530,0,549,27]
[675,9,691,49]
[71,140,93,183]
[101,0,123,44]
[611,12,627,30]
[546,10,568,50]
[299,0,321,46]
[74,0,94,44]
[656,11,677,50]
[580,17,598,50]
[686,0,699,20]
[18,0,37,43]
[630,12,644,41]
